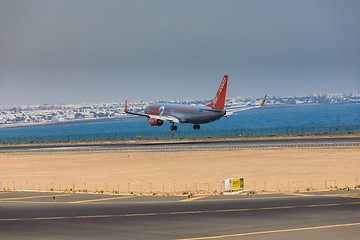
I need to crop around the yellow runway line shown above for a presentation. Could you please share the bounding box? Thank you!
[0,200,72,204]
[177,222,360,239]
[319,194,360,199]
[285,193,315,197]
[287,193,360,199]
[70,195,134,203]
[0,193,72,201]
[179,196,209,202]
[347,194,360,198]
[0,201,359,222]
[0,197,282,205]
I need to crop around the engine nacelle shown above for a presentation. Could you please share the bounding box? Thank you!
[148,118,163,126]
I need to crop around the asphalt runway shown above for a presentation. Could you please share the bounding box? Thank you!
[1,136,360,152]
[0,190,359,239]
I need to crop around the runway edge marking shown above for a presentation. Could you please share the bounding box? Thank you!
[286,193,360,199]
[177,222,360,240]
[0,193,72,201]
[179,196,209,202]
[70,195,134,203]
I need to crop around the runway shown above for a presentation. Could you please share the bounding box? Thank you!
[1,136,360,152]
[0,190,359,239]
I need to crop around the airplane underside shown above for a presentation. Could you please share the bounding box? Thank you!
[168,111,225,131]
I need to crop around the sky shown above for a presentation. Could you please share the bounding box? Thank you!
[0,0,360,106]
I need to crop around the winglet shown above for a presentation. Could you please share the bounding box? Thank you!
[259,95,267,107]
[124,100,128,113]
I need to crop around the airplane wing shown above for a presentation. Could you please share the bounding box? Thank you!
[124,100,181,123]
[124,100,150,117]
[149,115,181,123]
[226,95,267,115]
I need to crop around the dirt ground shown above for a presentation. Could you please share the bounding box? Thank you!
[0,147,359,194]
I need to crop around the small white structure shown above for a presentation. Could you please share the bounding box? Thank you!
[222,178,244,192]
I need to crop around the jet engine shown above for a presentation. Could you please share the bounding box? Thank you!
[148,118,163,126]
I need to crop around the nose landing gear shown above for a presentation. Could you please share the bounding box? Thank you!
[193,124,200,130]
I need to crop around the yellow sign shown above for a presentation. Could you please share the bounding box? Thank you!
[232,179,240,190]
[232,178,244,190]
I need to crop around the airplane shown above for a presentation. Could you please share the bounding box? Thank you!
[124,75,266,131]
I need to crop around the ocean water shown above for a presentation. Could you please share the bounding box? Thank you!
[0,103,359,143]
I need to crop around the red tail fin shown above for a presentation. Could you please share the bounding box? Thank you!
[259,95,267,107]
[124,100,128,113]
[205,75,228,109]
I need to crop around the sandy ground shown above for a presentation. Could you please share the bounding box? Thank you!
[0,147,359,194]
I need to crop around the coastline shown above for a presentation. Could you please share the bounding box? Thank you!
[0,103,359,145]
[2,102,359,129]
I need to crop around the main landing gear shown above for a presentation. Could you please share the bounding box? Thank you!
[193,124,200,130]
[170,122,177,131]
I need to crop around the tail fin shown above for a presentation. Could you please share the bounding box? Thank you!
[124,100,128,113]
[259,95,267,107]
[205,75,228,109]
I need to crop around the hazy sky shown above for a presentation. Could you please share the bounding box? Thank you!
[1,0,360,106]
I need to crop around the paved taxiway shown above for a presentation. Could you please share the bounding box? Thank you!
[1,136,360,152]
[0,190,359,239]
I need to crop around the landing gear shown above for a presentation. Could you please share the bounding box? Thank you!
[193,124,200,130]
[170,123,177,131]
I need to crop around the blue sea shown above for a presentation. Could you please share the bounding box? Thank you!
[0,103,359,143]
